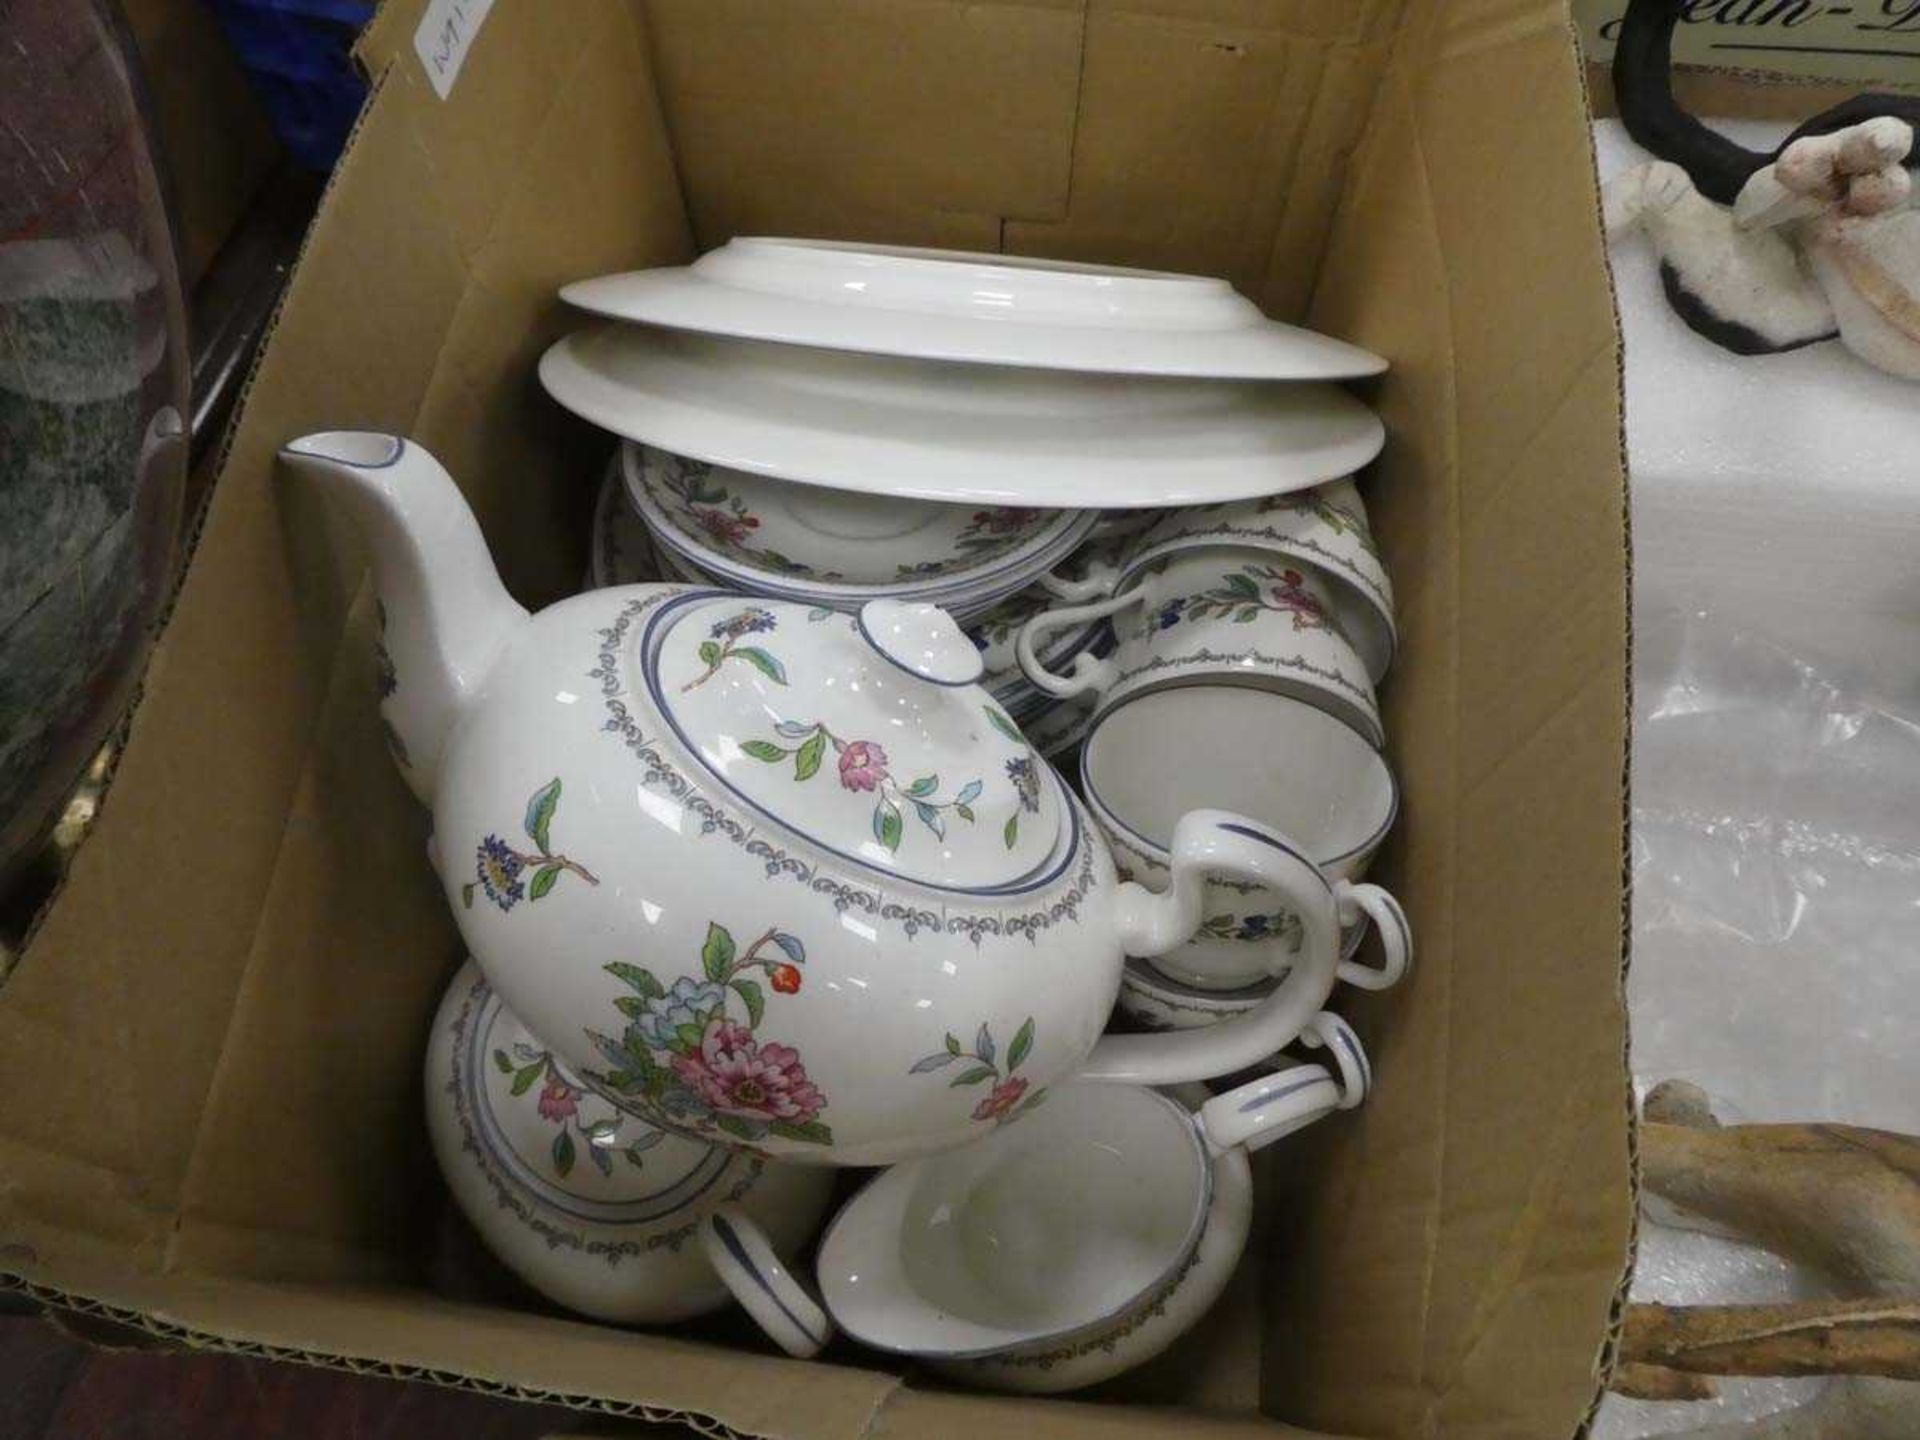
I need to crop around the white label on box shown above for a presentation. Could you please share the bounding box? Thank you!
[414,0,498,100]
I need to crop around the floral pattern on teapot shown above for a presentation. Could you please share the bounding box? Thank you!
[681,607,789,692]
[463,778,600,912]
[741,716,989,855]
[909,1017,1047,1125]
[583,921,833,1150]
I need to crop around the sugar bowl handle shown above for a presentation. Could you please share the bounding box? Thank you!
[1081,810,1344,1086]
[699,1204,834,1359]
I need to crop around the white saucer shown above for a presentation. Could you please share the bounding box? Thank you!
[538,324,1386,510]
[560,238,1386,381]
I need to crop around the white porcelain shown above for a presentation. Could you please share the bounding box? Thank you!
[286,432,1373,1167]
[537,325,1386,510]
[1115,925,1372,1032]
[701,1202,834,1359]
[1082,687,1408,993]
[803,1032,1367,1391]
[424,960,834,1340]
[1131,480,1395,682]
[561,238,1387,381]
[1018,547,1382,748]
[624,442,1094,601]
[969,587,1110,715]
[590,455,657,588]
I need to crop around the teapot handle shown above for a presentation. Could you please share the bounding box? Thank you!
[1014,589,1139,700]
[698,1204,834,1359]
[1080,810,1348,1086]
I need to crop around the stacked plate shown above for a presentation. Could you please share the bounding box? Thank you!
[547,237,1389,755]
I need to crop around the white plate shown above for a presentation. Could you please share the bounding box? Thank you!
[560,238,1385,381]
[538,325,1387,510]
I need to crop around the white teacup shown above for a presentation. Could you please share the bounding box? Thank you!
[708,1014,1369,1391]
[1019,546,1381,747]
[1128,480,1395,681]
[1082,686,1408,993]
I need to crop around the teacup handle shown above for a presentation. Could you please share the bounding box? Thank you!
[1081,810,1345,1086]
[1014,589,1140,700]
[1194,1060,1347,1155]
[1333,882,1413,992]
[698,1204,834,1360]
[1296,1010,1372,1109]
[1037,555,1121,604]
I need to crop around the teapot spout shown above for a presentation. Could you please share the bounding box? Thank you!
[280,432,528,801]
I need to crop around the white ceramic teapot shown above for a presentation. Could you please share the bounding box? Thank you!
[283,433,1411,1167]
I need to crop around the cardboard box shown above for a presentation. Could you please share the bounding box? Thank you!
[0,2,1636,1436]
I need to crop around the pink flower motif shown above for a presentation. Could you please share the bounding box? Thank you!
[537,1074,580,1123]
[837,740,889,792]
[672,1018,826,1124]
[973,1075,1030,1122]
[696,506,758,547]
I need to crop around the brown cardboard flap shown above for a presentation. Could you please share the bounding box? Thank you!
[0,1,1635,1436]
[1269,2,1634,1437]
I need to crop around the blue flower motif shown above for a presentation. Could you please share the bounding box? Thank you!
[476,835,525,911]
[1005,755,1041,814]
[633,976,729,1051]
[1151,598,1188,632]
[711,608,777,641]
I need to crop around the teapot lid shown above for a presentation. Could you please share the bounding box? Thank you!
[653,595,1060,889]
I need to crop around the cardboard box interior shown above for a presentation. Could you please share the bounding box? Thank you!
[0,2,1636,1437]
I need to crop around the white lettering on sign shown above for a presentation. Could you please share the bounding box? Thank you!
[413,0,498,100]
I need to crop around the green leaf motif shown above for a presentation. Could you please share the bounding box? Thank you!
[461,883,476,909]
[732,978,766,1029]
[975,1023,996,1065]
[913,800,944,838]
[956,803,974,822]
[1007,1016,1035,1072]
[528,864,561,900]
[795,729,826,781]
[588,1141,613,1177]
[771,931,806,964]
[582,1118,622,1143]
[551,1129,575,1177]
[524,778,563,852]
[735,647,788,686]
[606,962,665,999]
[614,995,647,1018]
[702,922,736,981]
[956,779,984,805]
[716,1113,768,1143]
[984,706,1024,745]
[740,739,788,763]
[698,640,721,667]
[875,801,904,853]
[510,1062,544,1096]
[768,1118,834,1145]
[906,775,938,798]
[944,1033,962,1056]
[492,1049,515,1075]
[1234,609,1259,623]
[1004,813,1020,849]
[675,1022,706,1052]
[909,1052,955,1073]
[951,1066,997,1087]
[1224,572,1260,599]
